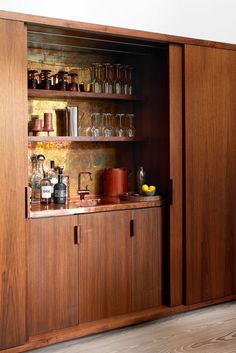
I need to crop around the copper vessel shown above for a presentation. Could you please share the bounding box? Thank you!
[103,168,129,196]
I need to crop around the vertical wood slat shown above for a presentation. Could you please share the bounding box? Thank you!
[185,45,236,304]
[169,44,183,306]
[0,19,28,349]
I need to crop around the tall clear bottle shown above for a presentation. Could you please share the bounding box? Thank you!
[40,171,52,204]
[31,154,45,203]
[136,166,146,194]
[48,160,58,202]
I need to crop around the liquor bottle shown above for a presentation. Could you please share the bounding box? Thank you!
[48,160,58,201]
[136,166,146,194]
[54,167,66,204]
[31,154,45,202]
[40,171,52,204]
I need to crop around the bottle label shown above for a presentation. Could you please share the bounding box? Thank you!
[41,186,52,199]
[54,189,66,198]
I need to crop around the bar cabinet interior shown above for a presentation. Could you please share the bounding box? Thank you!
[0,10,235,353]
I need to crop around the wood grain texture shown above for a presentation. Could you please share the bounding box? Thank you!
[131,208,163,311]
[0,10,236,50]
[169,44,183,306]
[185,45,236,304]
[0,19,28,349]
[26,301,236,353]
[27,216,79,336]
[78,210,132,323]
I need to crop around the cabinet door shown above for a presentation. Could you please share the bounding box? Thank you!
[78,210,132,323]
[131,208,163,311]
[28,216,79,336]
[185,45,236,304]
[0,20,27,349]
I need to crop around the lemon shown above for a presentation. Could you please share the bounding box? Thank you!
[141,184,149,192]
[149,185,156,191]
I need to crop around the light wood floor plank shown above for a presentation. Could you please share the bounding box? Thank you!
[28,301,236,353]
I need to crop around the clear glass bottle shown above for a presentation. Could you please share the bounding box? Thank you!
[48,160,58,201]
[40,171,52,204]
[136,166,146,194]
[31,154,45,203]
[54,167,67,204]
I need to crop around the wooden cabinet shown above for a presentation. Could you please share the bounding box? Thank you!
[184,45,236,304]
[131,208,163,311]
[78,210,132,323]
[78,207,163,323]
[0,19,28,349]
[28,216,79,336]
[27,207,163,331]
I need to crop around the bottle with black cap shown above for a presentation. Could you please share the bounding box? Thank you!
[54,167,66,204]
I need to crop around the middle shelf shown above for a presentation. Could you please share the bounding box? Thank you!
[28,136,145,142]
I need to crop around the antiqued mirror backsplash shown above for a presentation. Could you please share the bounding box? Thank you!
[28,141,136,197]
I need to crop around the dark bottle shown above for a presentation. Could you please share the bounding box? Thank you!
[40,171,52,204]
[54,167,66,204]
[136,166,146,194]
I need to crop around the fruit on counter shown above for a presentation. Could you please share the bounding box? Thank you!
[141,184,156,192]
[141,184,149,192]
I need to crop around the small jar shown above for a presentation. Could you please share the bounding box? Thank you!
[58,71,68,91]
[28,70,38,89]
[68,73,78,91]
[39,70,51,90]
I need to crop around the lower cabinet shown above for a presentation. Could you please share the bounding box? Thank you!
[27,207,163,335]
[28,216,79,336]
[78,210,132,323]
[78,207,163,323]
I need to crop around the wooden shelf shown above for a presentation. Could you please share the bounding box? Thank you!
[28,136,145,142]
[28,89,144,101]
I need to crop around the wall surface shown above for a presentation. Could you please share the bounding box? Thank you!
[0,0,235,44]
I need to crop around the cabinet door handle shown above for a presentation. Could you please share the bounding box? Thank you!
[130,219,135,237]
[25,186,28,219]
[169,179,173,205]
[74,225,80,244]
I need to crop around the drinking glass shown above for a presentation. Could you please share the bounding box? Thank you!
[90,113,101,137]
[122,65,129,94]
[103,113,113,136]
[91,63,102,93]
[126,114,136,137]
[103,63,113,94]
[128,66,134,95]
[113,64,122,94]
[115,113,125,136]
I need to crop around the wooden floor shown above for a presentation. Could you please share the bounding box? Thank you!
[29,301,236,353]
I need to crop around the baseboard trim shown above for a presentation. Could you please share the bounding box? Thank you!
[2,295,236,353]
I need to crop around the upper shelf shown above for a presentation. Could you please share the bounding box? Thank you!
[28,136,145,142]
[28,89,144,101]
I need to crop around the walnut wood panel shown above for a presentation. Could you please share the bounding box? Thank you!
[185,45,236,304]
[78,210,132,323]
[131,207,163,311]
[169,44,183,306]
[0,10,235,51]
[0,20,27,349]
[28,216,79,336]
